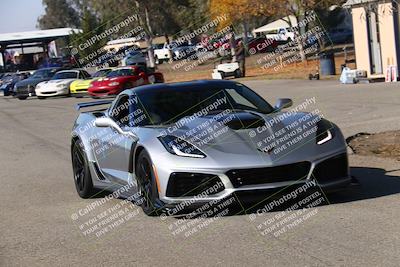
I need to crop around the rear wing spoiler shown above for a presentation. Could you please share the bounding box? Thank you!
[75,100,113,111]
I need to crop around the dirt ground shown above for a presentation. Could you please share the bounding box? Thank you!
[347,131,400,161]
[159,53,354,82]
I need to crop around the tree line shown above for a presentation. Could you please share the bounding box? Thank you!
[37,0,347,65]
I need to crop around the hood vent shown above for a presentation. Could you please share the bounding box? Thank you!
[218,112,265,130]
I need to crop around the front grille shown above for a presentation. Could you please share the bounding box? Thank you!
[16,84,36,94]
[226,162,311,188]
[16,85,29,94]
[41,91,57,95]
[166,173,225,197]
[312,154,348,183]
[92,89,109,94]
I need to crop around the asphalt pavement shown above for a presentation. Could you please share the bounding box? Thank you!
[0,79,399,266]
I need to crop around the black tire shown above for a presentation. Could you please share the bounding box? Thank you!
[18,96,27,100]
[37,96,46,100]
[135,150,161,216]
[71,139,95,198]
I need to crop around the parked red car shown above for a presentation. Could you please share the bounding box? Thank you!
[247,37,278,53]
[88,66,164,97]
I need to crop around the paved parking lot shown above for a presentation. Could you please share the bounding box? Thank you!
[0,79,399,266]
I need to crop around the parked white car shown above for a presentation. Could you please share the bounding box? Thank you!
[35,69,90,99]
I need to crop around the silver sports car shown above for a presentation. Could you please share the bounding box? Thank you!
[71,80,350,216]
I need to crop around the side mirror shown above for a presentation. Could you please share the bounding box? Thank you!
[274,98,293,111]
[94,117,138,140]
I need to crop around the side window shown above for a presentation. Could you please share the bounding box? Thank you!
[110,95,130,126]
[226,88,257,110]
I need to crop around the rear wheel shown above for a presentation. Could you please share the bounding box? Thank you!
[135,150,161,216]
[72,139,94,198]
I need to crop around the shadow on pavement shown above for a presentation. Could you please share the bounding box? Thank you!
[87,166,400,218]
[326,167,400,204]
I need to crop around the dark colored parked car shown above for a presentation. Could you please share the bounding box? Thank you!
[325,28,353,44]
[14,67,62,100]
[0,72,30,96]
[247,37,278,54]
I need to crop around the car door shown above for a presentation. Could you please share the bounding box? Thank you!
[93,94,138,184]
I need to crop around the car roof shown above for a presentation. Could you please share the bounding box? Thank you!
[37,67,62,71]
[123,80,240,95]
[113,66,139,71]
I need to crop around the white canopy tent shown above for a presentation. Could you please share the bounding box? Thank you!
[0,28,81,70]
[253,15,298,34]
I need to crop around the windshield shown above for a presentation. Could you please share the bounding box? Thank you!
[51,72,78,80]
[127,51,142,57]
[131,83,274,126]
[31,69,58,79]
[93,69,111,77]
[107,69,136,78]
[3,74,25,83]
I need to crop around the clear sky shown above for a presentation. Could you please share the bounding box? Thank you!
[0,0,45,34]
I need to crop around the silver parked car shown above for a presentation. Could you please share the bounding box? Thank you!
[71,80,350,216]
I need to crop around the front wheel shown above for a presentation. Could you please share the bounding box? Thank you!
[18,96,27,100]
[72,139,95,198]
[136,150,162,216]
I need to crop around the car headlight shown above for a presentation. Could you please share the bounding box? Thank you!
[56,84,66,88]
[316,119,334,145]
[108,82,120,86]
[158,135,206,158]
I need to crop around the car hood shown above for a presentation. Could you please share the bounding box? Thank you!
[39,79,76,86]
[91,76,131,86]
[137,111,337,165]
[72,79,95,87]
[15,78,49,87]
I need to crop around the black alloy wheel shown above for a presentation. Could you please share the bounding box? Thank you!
[72,139,94,198]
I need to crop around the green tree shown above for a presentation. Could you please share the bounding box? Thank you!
[38,0,80,29]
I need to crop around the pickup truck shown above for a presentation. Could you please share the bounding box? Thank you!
[265,28,295,42]
[153,43,172,64]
